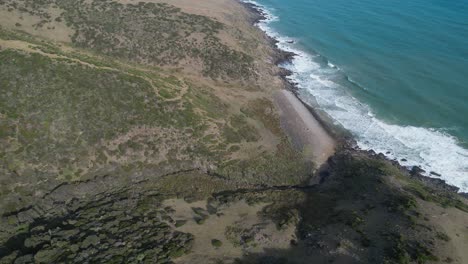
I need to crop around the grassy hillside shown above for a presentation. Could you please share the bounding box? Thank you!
[0,0,255,80]
[0,1,311,261]
[0,26,310,210]
[0,0,467,263]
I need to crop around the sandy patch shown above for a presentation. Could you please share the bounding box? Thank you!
[0,6,73,43]
[117,0,249,25]
[419,200,468,264]
[274,90,336,166]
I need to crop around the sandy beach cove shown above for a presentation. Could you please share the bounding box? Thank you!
[275,89,336,166]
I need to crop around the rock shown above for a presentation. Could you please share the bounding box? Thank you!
[0,177,196,263]
[430,171,441,177]
[412,174,460,193]
[401,158,407,162]
[27,232,52,247]
[136,253,146,261]
[30,225,46,233]
[34,248,62,263]
[274,50,296,65]
[14,254,34,264]
[410,166,426,175]
[56,229,80,239]
[81,235,100,249]
[70,244,80,253]
[1,251,18,264]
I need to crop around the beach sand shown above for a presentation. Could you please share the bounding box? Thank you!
[275,89,336,166]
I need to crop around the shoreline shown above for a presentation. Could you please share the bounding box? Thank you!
[240,0,348,143]
[239,0,467,196]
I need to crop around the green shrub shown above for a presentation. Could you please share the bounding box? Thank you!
[211,239,222,248]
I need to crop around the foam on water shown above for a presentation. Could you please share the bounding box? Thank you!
[242,0,468,192]
[327,62,337,68]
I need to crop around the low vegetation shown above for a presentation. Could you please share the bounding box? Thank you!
[0,0,466,263]
[0,1,309,261]
[0,0,256,80]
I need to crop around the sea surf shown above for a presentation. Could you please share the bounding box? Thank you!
[241,0,468,192]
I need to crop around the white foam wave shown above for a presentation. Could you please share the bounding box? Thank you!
[240,0,468,192]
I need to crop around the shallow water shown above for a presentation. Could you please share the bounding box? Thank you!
[242,0,468,191]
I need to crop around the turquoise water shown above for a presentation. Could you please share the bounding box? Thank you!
[242,0,468,191]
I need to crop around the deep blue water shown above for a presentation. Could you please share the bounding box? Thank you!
[242,0,468,191]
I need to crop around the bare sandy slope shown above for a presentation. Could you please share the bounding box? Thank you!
[0,5,73,42]
[275,90,336,166]
[118,0,250,24]
[418,200,468,264]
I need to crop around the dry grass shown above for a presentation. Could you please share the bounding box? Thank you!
[163,198,297,264]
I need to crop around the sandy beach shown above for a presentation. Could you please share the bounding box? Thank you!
[274,89,336,166]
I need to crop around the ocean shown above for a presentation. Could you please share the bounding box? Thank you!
[242,0,468,192]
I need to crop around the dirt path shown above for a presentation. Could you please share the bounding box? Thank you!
[274,90,336,166]
[0,39,189,101]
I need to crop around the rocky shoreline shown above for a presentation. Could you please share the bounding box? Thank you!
[239,0,467,198]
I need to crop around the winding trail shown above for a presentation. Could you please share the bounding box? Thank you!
[0,39,188,102]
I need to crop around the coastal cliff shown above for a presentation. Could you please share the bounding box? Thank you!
[0,0,466,263]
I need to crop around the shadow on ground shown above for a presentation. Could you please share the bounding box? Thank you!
[236,151,439,264]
